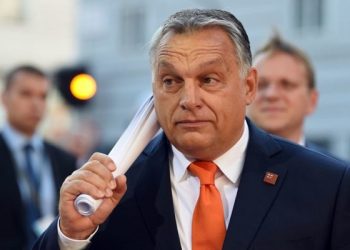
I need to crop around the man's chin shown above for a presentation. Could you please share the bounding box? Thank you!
[258,119,285,130]
[22,124,39,135]
[262,125,287,135]
[174,138,210,157]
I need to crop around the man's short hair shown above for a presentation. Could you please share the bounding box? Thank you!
[4,65,47,90]
[254,34,315,89]
[149,9,252,78]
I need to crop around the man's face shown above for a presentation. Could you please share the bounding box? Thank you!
[2,71,49,136]
[152,27,256,160]
[247,52,318,141]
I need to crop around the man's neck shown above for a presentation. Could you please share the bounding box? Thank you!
[275,130,304,145]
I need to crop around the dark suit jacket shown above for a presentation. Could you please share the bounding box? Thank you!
[34,121,350,250]
[0,133,76,250]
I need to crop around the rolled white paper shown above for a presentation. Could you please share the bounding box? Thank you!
[74,96,160,216]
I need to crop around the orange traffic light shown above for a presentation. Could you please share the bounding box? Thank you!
[69,73,97,101]
[55,66,97,107]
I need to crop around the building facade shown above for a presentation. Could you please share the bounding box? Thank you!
[0,0,78,128]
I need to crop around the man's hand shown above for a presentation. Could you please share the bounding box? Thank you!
[58,153,127,239]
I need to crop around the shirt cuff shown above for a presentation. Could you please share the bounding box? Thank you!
[57,218,98,250]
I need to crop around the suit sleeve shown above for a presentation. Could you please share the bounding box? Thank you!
[33,218,60,250]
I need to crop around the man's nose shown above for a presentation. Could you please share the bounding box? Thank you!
[179,81,202,110]
[263,83,282,99]
[32,96,46,109]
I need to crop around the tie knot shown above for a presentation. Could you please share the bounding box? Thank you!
[23,143,33,153]
[188,161,217,185]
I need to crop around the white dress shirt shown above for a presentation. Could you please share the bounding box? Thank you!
[171,120,249,249]
[58,121,249,250]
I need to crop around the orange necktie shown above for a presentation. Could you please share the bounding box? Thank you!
[188,161,226,250]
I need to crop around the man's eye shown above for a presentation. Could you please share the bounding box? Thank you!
[163,78,174,86]
[258,81,269,90]
[282,81,298,90]
[203,77,214,84]
[19,90,32,97]
[202,76,220,86]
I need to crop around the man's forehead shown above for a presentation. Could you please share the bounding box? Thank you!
[156,43,234,70]
[157,57,227,71]
[158,28,234,52]
[9,72,49,90]
[254,51,301,67]
[12,71,47,83]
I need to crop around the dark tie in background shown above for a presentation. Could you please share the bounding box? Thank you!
[23,143,41,248]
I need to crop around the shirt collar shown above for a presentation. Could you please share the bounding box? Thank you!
[172,120,249,184]
[298,135,306,146]
[2,122,43,152]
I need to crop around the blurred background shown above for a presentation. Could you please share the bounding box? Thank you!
[1,0,349,161]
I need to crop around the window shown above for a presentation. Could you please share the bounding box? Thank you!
[120,6,146,52]
[295,0,324,31]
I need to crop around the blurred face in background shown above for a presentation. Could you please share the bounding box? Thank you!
[2,71,49,137]
[247,52,318,142]
[153,27,256,160]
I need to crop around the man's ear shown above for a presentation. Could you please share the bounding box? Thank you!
[306,89,319,115]
[1,91,8,108]
[245,67,257,105]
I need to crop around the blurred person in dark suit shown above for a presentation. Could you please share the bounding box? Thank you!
[0,65,77,250]
[35,9,349,250]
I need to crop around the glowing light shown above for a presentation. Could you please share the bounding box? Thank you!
[69,74,97,100]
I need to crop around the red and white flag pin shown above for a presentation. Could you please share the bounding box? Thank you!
[264,171,278,185]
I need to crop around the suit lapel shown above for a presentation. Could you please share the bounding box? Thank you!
[223,123,288,250]
[134,134,182,250]
[131,122,289,250]
[0,133,26,239]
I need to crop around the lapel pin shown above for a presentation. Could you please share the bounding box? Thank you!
[264,171,278,185]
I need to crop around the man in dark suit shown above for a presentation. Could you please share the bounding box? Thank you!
[0,65,76,250]
[34,9,350,250]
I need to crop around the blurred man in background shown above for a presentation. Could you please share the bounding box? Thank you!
[0,65,76,250]
[247,35,322,150]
